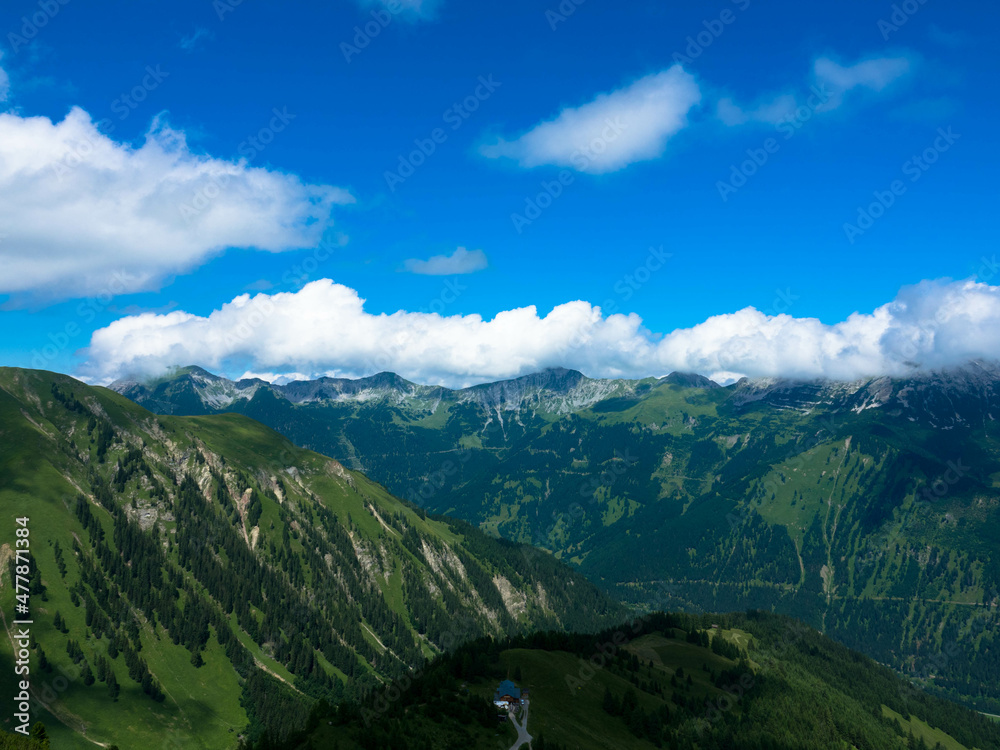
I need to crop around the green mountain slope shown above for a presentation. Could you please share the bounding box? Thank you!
[0,368,623,748]
[295,611,1000,750]
[113,363,1000,711]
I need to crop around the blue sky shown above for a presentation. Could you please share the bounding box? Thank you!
[1,0,998,386]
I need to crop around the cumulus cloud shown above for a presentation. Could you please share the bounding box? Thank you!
[0,107,353,301]
[480,66,701,174]
[81,276,1000,387]
[403,247,488,275]
[718,53,913,126]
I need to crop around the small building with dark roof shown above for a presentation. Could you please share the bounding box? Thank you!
[493,680,522,710]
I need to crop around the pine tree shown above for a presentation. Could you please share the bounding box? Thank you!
[30,722,50,748]
[602,686,619,716]
[628,708,646,737]
[107,671,120,701]
[95,655,107,683]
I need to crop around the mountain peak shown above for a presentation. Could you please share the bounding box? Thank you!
[464,367,587,392]
[662,371,721,389]
[179,364,218,378]
[359,371,417,389]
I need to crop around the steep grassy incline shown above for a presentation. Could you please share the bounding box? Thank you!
[0,368,623,748]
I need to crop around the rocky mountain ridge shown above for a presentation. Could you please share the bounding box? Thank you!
[114,360,1000,425]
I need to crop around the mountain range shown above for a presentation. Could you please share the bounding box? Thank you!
[113,361,1000,713]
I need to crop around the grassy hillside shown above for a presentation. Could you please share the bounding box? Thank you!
[0,730,47,749]
[290,611,1000,750]
[0,368,623,748]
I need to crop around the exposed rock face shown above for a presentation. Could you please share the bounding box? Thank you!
[726,360,1000,427]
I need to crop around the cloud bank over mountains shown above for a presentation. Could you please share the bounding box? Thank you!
[82,274,1000,387]
[0,44,968,389]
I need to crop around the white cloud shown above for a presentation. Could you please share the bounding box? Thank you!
[236,370,312,385]
[484,53,910,173]
[82,276,1000,387]
[480,66,701,174]
[813,54,912,109]
[718,53,913,126]
[0,107,353,300]
[403,247,488,275]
